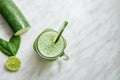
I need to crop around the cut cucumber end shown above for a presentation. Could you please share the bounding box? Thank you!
[14,27,30,36]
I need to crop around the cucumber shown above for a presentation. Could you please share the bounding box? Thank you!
[0,0,30,36]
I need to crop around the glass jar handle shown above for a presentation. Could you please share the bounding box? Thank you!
[60,52,69,61]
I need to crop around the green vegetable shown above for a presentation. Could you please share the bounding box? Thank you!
[0,35,21,56]
[0,0,30,36]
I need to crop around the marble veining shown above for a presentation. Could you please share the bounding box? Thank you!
[0,0,120,80]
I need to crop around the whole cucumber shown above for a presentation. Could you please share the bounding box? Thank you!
[0,0,30,36]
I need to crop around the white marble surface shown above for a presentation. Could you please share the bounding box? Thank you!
[0,0,120,80]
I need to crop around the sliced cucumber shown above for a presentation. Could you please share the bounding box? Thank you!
[0,0,30,36]
[14,27,30,36]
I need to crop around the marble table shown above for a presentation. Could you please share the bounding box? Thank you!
[0,0,120,80]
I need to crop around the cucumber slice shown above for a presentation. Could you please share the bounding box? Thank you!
[0,0,30,36]
[14,27,30,36]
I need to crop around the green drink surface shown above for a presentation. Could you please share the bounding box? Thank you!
[37,31,64,58]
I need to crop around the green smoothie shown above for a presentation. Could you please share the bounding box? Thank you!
[33,21,68,61]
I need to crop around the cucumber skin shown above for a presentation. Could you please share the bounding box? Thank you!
[0,0,30,35]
